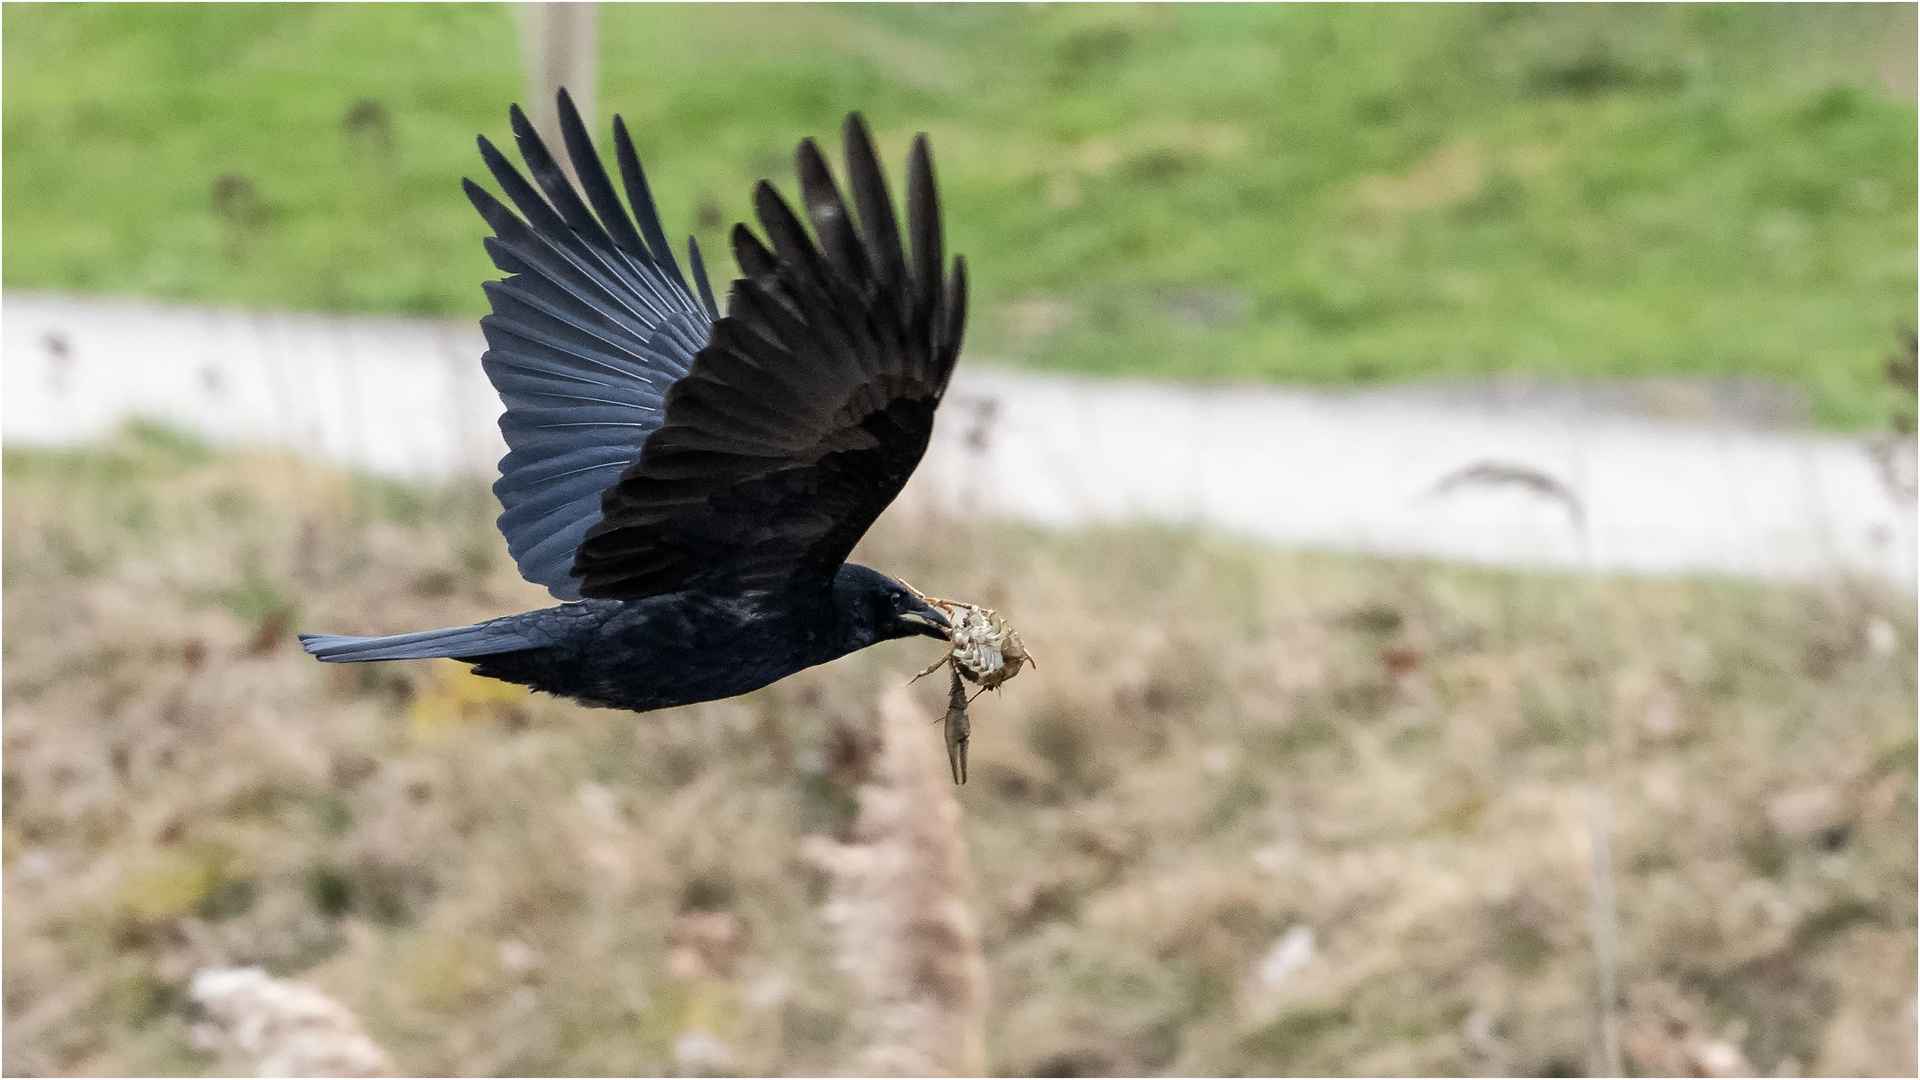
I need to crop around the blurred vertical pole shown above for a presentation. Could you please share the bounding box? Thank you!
[504,2,595,568]
[516,2,597,182]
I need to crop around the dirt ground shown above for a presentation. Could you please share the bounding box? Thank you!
[5,425,1914,1076]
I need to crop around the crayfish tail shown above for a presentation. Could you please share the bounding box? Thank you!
[944,668,970,785]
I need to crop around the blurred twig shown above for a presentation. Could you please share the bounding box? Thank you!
[1871,328,1917,504]
[1435,454,1623,1076]
[1428,461,1586,530]
[1564,434,1626,1080]
[1584,749,1624,1078]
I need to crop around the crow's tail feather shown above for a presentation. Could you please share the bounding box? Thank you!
[299,621,535,663]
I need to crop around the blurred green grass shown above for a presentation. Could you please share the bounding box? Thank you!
[4,3,1915,425]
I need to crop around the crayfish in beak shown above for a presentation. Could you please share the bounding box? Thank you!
[905,587,1035,784]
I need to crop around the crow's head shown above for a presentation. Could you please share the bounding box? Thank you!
[832,563,951,651]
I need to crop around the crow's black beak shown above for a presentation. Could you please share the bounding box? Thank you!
[900,598,951,640]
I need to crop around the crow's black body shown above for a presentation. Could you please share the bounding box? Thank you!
[300,94,966,711]
[457,566,936,713]
[461,594,813,714]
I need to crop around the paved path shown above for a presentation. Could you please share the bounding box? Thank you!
[4,292,1912,586]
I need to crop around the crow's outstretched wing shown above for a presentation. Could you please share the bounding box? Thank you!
[466,89,720,600]
[572,114,967,600]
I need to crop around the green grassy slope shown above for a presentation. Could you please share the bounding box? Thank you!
[4,3,1914,425]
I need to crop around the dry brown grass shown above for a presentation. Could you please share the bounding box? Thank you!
[5,423,1915,1076]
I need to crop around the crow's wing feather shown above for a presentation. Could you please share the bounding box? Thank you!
[468,89,714,599]
[573,115,967,600]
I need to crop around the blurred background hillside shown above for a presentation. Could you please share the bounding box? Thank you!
[4,2,1915,423]
[4,3,1917,1078]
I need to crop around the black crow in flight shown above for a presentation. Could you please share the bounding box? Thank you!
[300,92,965,713]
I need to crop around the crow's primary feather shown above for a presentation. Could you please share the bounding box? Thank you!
[573,117,966,600]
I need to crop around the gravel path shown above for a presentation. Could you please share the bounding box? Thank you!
[5,292,1912,586]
